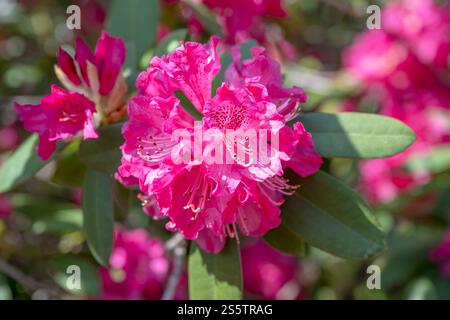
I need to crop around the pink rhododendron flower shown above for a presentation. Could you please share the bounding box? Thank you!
[15,86,98,160]
[15,32,128,160]
[57,31,126,97]
[116,37,322,252]
[360,107,450,203]
[383,0,450,69]
[174,0,296,59]
[100,229,186,300]
[430,232,450,278]
[202,0,286,43]
[344,30,443,93]
[0,195,11,220]
[242,240,302,300]
[343,0,450,204]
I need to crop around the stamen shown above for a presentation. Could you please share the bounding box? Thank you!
[261,176,299,195]
[209,101,248,130]
[225,224,235,238]
[277,94,301,122]
[183,172,213,219]
[136,134,175,163]
[224,134,254,167]
[137,193,156,207]
[237,210,249,236]
[232,223,240,244]
[258,184,285,206]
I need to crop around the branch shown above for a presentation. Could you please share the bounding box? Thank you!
[162,238,186,300]
[165,233,185,251]
[0,258,63,299]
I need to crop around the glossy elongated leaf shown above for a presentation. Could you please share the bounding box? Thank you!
[31,209,82,235]
[52,140,85,187]
[12,194,82,235]
[82,169,114,266]
[264,222,306,256]
[298,112,416,159]
[12,194,77,220]
[153,29,187,57]
[436,185,450,222]
[282,170,385,259]
[79,123,124,174]
[405,145,450,174]
[381,227,443,289]
[188,241,242,300]
[0,135,58,193]
[107,0,160,69]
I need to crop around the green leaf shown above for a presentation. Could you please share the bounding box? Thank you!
[31,208,83,235]
[381,227,443,289]
[405,145,450,174]
[188,241,242,300]
[82,169,114,266]
[13,194,82,235]
[182,0,222,36]
[107,0,160,69]
[282,170,385,259]
[264,222,306,256]
[297,112,416,159]
[50,255,101,296]
[12,194,76,218]
[175,91,203,120]
[239,39,258,61]
[212,51,232,95]
[435,185,450,222]
[78,123,124,174]
[434,277,450,300]
[52,140,86,187]
[153,29,187,57]
[0,135,58,193]
[406,277,437,300]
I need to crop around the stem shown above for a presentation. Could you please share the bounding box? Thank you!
[0,258,41,292]
[162,237,187,300]
[0,258,64,299]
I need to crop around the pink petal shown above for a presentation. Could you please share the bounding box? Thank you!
[285,122,323,178]
[150,36,221,112]
[94,32,126,96]
[75,37,95,87]
[197,228,226,253]
[57,48,82,86]
[15,86,97,160]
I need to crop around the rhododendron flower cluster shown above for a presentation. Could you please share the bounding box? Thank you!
[15,32,127,160]
[201,0,286,43]
[116,37,322,252]
[382,0,450,70]
[430,232,450,278]
[242,240,302,300]
[343,0,450,203]
[170,0,296,59]
[100,229,186,299]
